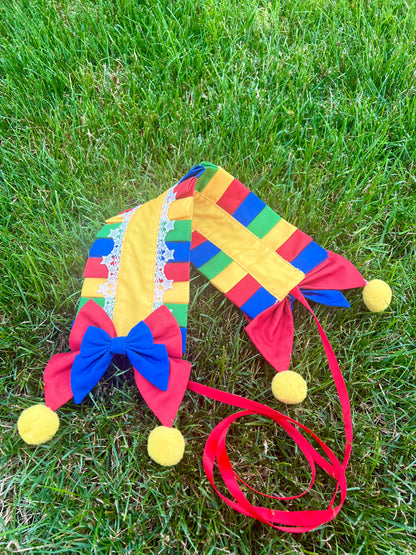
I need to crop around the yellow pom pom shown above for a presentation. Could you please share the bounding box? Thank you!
[271,371,307,404]
[363,279,392,312]
[147,426,185,466]
[17,404,59,445]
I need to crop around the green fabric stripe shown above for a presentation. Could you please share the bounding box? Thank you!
[195,163,218,192]
[164,303,188,328]
[247,206,281,239]
[199,251,233,280]
[96,223,121,238]
[201,161,218,170]
[165,220,192,242]
[77,297,106,314]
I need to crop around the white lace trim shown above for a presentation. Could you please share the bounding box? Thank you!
[96,187,177,318]
[100,207,139,318]
[153,187,177,310]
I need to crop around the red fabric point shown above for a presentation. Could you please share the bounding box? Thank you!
[83,257,108,279]
[299,250,366,290]
[144,305,183,359]
[174,177,196,199]
[164,262,191,281]
[44,352,76,411]
[217,178,250,214]
[44,301,118,410]
[135,305,189,426]
[225,275,261,308]
[191,230,207,249]
[276,229,312,262]
[134,359,192,427]
[69,300,117,352]
[245,298,294,372]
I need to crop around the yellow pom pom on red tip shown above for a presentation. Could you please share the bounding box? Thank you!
[363,279,392,312]
[17,404,59,445]
[271,371,307,405]
[147,426,185,467]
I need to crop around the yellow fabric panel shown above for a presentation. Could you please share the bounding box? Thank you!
[81,278,107,298]
[112,193,165,336]
[210,262,248,293]
[262,218,297,251]
[168,197,193,221]
[163,281,190,304]
[105,214,124,224]
[199,167,235,202]
[193,192,304,299]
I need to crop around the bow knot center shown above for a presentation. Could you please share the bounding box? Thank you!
[111,335,127,356]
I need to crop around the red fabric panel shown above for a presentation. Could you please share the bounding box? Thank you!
[299,251,366,290]
[69,300,117,352]
[144,305,182,359]
[217,178,250,214]
[225,275,261,307]
[276,229,312,262]
[191,229,207,249]
[174,177,196,199]
[44,300,119,409]
[44,352,76,410]
[164,262,191,281]
[135,305,190,426]
[134,358,192,427]
[83,257,108,278]
[245,298,294,372]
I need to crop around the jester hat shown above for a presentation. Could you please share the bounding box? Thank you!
[17,162,392,532]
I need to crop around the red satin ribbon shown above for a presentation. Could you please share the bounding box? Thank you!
[187,287,352,532]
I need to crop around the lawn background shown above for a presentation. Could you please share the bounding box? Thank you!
[1,0,415,553]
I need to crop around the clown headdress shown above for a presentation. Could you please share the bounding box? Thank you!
[17,162,392,532]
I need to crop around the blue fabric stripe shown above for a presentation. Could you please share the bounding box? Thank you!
[232,192,266,227]
[240,287,277,319]
[180,328,187,354]
[190,240,221,268]
[301,289,350,308]
[89,238,114,258]
[291,242,328,274]
[165,241,191,263]
[178,165,206,184]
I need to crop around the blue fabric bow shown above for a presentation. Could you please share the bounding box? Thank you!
[71,320,169,403]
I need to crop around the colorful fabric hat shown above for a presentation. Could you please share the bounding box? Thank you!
[17,162,392,532]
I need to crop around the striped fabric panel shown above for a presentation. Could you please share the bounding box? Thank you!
[161,181,195,353]
[191,162,329,318]
[79,222,124,313]
[190,164,284,317]
[79,186,194,351]
[161,217,192,344]
[189,230,277,319]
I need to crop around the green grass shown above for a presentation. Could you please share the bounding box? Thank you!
[1,0,415,552]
